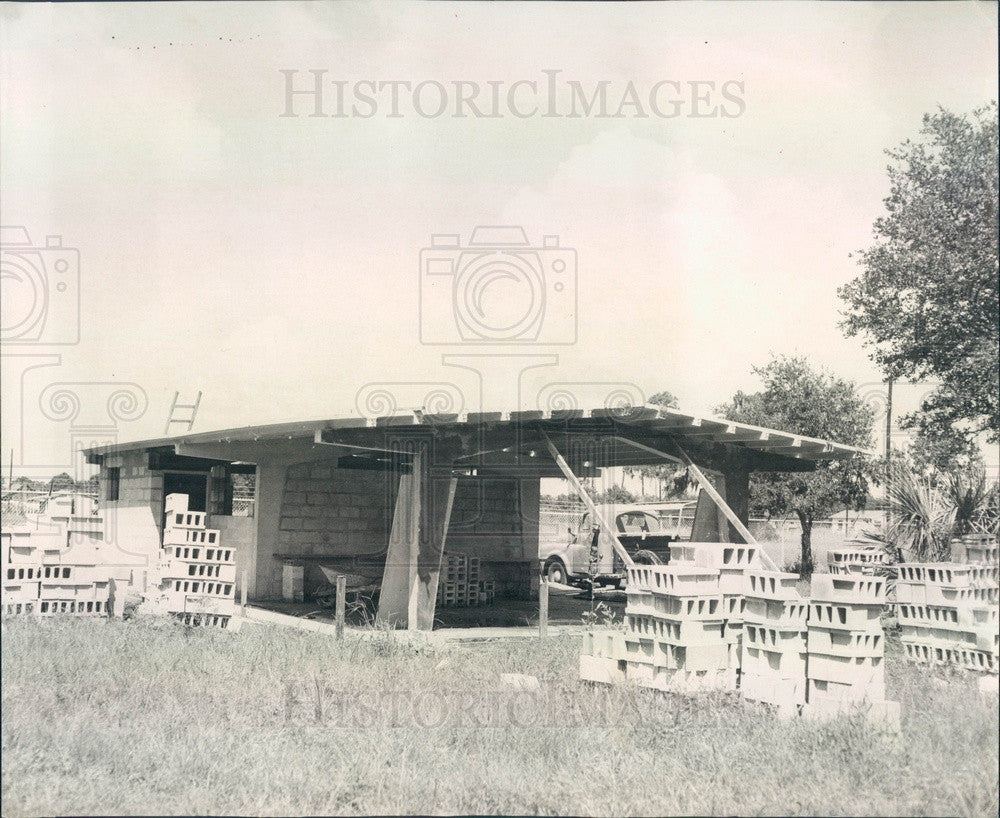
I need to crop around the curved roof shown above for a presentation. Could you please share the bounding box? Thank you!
[83,404,872,472]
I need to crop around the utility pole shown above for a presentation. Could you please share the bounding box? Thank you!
[885,378,894,534]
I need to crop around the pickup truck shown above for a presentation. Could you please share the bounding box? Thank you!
[538,502,694,587]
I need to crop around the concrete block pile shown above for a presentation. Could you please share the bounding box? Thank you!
[579,629,628,685]
[435,553,495,607]
[623,561,735,693]
[581,544,903,726]
[2,545,111,618]
[803,574,897,724]
[670,543,757,675]
[740,571,808,711]
[146,494,236,628]
[827,546,886,576]
[896,536,999,674]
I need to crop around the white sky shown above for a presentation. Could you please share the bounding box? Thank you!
[1,1,997,476]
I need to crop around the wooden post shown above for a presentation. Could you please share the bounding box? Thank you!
[335,574,346,640]
[240,569,247,614]
[539,576,549,638]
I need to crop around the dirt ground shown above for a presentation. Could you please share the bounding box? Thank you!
[257,589,623,629]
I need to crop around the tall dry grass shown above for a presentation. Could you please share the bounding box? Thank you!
[1,616,997,816]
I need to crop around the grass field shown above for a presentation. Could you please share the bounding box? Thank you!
[2,616,997,817]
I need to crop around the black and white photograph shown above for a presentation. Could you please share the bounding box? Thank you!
[1,1,997,815]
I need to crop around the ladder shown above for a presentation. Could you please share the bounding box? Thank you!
[164,391,202,435]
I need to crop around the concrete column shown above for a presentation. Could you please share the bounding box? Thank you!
[519,477,541,562]
[250,463,288,600]
[691,477,729,543]
[722,461,751,543]
[413,476,456,630]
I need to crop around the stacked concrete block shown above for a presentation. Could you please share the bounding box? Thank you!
[579,628,628,685]
[951,534,999,567]
[479,580,497,604]
[3,564,43,616]
[806,574,887,706]
[467,557,481,605]
[897,541,999,674]
[578,547,906,727]
[624,564,733,693]
[435,553,491,607]
[827,547,886,576]
[669,542,759,673]
[2,551,110,619]
[149,494,236,628]
[740,571,807,709]
[282,564,305,602]
[37,563,111,617]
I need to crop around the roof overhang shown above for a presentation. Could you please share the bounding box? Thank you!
[83,405,873,475]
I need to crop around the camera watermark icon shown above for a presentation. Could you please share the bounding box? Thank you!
[0,226,80,345]
[419,226,577,346]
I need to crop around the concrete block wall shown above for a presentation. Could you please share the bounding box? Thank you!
[98,450,164,565]
[271,462,396,593]
[276,463,397,559]
[102,450,165,510]
[435,478,539,600]
[446,478,540,565]
[272,466,538,600]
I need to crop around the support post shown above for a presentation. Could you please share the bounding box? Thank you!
[405,450,425,630]
[539,576,549,638]
[541,431,633,567]
[240,569,247,614]
[335,574,346,639]
[413,477,457,631]
[377,463,421,627]
[378,450,454,631]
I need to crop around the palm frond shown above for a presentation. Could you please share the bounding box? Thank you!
[885,467,954,561]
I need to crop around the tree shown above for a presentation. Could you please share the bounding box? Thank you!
[717,356,877,576]
[596,484,637,505]
[839,103,1000,444]
[648,391,679,409]
[48,472,75,494]
[905,426,983,482]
